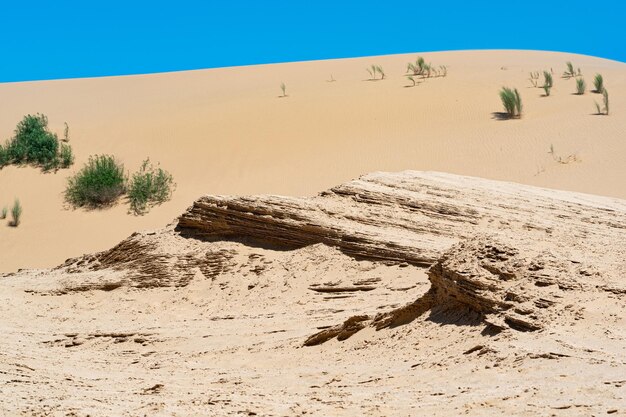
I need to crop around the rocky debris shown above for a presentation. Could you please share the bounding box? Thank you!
[305,235,599,344]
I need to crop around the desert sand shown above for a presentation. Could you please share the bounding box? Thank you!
[1,50,626,416]
[1,50,625,272]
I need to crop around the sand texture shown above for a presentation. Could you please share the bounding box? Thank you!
[2,171,625,416]
[1,50,626,273]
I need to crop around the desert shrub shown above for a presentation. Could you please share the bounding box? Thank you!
[11,199,22,227]
[575,77,586,95]
[499,87,522,119]
[65,155,126,207]
[280,82,287,97]
[0,144,7,167]
[407,75,417,87]
[1,114,74,171]
[127,159,175,214]
[542,71,553,96]
[1,206,7,219]
[594,88,609,115]
[529,71,540,87]
[563,62,578,78]
[375,65,385,79]
[58,143,74,168]
[593,74,604,93]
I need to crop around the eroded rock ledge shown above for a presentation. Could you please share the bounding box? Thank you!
[9,171,625,338]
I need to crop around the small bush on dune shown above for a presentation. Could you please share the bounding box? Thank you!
[10,199,22,227]
[499,87,522,119]
[529,71,540,87]
[593,74,604,93]
[543,71,553,96]
[127,159,175,215]
[65,155,126,207]
[1,114,74,171]
[595,88,609,115]
[1,206,7,219]
[575,77,586,95]
[280,82,287,97]
[563,62,579,78]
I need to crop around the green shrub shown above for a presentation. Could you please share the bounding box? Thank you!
[593,74,604,93]
[280,82,287,97]
[575,77,586,95]
[0,144,7,167]
[1,206,7,219]
[128,159,175,214]
[1,114,74,171]
[594,88,609,115]
[65,155,126,207]
[58,143,74,168]
[499,87,522,119]
[10,199,22,227]
[563,62,577,78]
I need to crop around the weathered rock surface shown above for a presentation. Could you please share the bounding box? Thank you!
[3,171,626,416]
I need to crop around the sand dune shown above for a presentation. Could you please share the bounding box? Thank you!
[1,50,625,273]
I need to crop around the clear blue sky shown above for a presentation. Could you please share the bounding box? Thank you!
[1,1,624,83]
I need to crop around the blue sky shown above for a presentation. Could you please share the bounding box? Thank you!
[1,1,624,83]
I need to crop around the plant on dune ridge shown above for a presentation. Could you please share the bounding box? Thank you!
[63,122,69,142]
[127,159,175,215]
[593,74,604,93]
[499,87,522,119]
[1,206,7,219]
[280,82,287,97]
[529,71,541,88]
[406,75,419,87]
[406,56,440,79]
[543,71,553,96]
[563,62,577,79]
[65,155,126,208]
[10,199,22,227]
[366,65,385,80]
[375,65,385,79]
[595,88,609,115]
[575,77,586,95]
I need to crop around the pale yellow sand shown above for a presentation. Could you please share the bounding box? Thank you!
[1,50,625,272]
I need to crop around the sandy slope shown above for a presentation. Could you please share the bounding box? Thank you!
[1,50,625,272]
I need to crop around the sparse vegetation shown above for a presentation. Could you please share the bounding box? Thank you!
[367,65,385,80]
[529,71,541,88]
[280,82,287,97]
[543,71,553,96]
[10,199,22,227]
[65,155,126,208]
[63,122,69,142]
[127,159,175,215]
[593,74,604,93]
[406,56,445,79]
[549,144,579,164]
[562,62,580,79]
[407,76,417,87]
[575,77,586,95]
[0,114,74,171]
[595,88,609,115]
[1,206,7,219]
[499,87,523,119]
